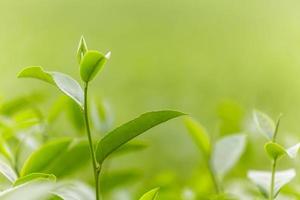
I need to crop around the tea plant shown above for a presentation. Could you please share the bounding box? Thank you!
[248,110,300,199]
[15,36,185,199]
[184,117,247,199]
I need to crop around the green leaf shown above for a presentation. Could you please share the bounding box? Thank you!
[212,134,247,179]
[21,138,90,177]
[77,36,88,64]
[139,188,160,200]
[0,181,55,200]
[51,181,94,200]
[96,110,185,164]
[0,161,17,183]
[253,110,275,140]
[286,143,300,158]
[80,50,110,82]
[14,173,56,186]
[248,169,296,198]
[264,142,286,160]
[18,66,84,108]
[184,117,211,156]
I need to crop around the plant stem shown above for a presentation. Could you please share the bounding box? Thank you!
[270,158,277,200]
[205,156,221,194]
[83,83,101,200]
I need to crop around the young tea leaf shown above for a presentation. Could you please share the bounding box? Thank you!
[14,173,56,186]
[184,117,211,156]
[253,110,275,140]
[212,134,247,179]
[96,110,185,164]
[21,138,90,177]
[139,188,160,200]
[80,50,110,82]
[18,66,84,108]
[247,169,296,198]
[0,181,55,200]
[286,143,300,158]
[0,161,17,183]
[264,142,286,160]
[77,36,88,64]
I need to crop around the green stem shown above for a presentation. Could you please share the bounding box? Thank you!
[83,83,101,200]
[205,155,221,194]
[270,158,277,200]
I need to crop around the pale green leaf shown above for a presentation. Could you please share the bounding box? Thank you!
[0,161,17,183]
[80,50,110,82]
[212,134,247,179]
[96,110,185,164]
[52,181,95,200]
[139,188,160,200]
[0,181,55,200]
[286,143,300,158]
[14,173,56,186]
[248,169,296,198]
[253,110,275,140]
[184,117,211,155]
[264,142,286,160]
[18,66,84,108]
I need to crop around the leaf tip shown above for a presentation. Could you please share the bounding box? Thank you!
[105,51,111,59]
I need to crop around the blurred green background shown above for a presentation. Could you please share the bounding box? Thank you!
[1,0,300,198]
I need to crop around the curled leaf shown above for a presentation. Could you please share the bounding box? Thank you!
[264,142,286,160]
[80,50,110,82]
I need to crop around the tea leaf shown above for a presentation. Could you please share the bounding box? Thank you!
[80,50,110,82]
[139,188,160,200]
[264,142,286,160]
[96,110,185,164]
[14,173,56,186]
[247,169,295,198]
[212,134,247,179]
[0,161,17,183]
[0,181,55,200]
[184,117,211,156]
[111,141,148,157]
[253,110,275,140]
[52,181,95,200]
[286,143,300,158]
[77,36,88,64]
[21,138,90,177]
[18,66,84,108]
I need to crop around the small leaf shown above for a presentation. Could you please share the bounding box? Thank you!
[77,36,88,64]
[248,169,296,197]
[253,110,275,140]
[0,181,55,200]
[96,110,185,164]
[139,188,160,200]
[0,161,17,183]
[212,134,247,179]
[14,173,56,186]
[184,117,211,156]
[21,138,90,177]
[18,66,84,108]
[264,142,286,160]
[51,181,95,200]
[286,143,300,158]
[80,50,110,82]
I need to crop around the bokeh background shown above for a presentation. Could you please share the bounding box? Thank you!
[1,0,300,199]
